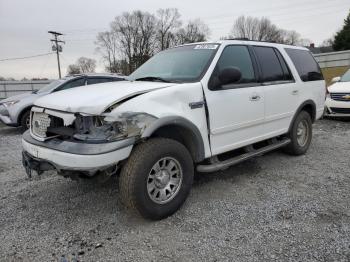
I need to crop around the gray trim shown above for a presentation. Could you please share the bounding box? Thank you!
[141,116,205,162]
[23,130,135,155]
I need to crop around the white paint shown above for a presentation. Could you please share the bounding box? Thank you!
[22,138,133,170]
[34,81,175,115]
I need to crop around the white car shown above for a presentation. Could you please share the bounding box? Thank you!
[21,40,325,219]
[325,69,350,116]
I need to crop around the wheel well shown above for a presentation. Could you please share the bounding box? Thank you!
[18,107,31,124]
[300,103,316,122]
[149,124,203,163]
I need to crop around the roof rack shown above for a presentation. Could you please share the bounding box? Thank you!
[226,38,278,44]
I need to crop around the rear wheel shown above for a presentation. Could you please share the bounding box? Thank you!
[119,138,194,220]
[283,111,312,155]
[20,110,31,132]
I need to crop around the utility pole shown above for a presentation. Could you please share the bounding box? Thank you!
[48,31,65,79]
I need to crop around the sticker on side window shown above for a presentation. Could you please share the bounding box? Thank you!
[194,44,218,50]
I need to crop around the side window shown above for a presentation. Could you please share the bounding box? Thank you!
[209,45,257,89]
[285,48,323,82]
[275,50,293,81]
[55,78,86,91]
[87,77,116,85]
[253,46,285,82]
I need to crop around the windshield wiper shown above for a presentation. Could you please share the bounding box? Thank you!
[134,76,172,83]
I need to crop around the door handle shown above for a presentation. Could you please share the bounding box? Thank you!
[292,90,299,95]
[250,94,261,101]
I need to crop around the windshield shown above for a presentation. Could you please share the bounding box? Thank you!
[128,44,220,83]
[37,79,64,93]
[340,69,350,82]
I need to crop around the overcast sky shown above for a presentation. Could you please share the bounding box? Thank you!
[0,0,349,79]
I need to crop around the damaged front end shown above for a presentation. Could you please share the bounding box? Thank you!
[24,106,158,179]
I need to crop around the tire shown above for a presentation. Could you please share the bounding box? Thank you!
[119,138,194,220]
[20,110,31,132]
[283,111,312,155]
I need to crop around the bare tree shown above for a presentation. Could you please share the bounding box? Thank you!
[230,16,283,42]
[67,64,81,75]
[111,11,157,74]
[229,16,312,45]
[282,30,301,45]
[76,57,96,73]
[67,57,96,75]
[95,31,120,73]
[95,10,211,74]
[175,19,210,45]
[156,8,181,50]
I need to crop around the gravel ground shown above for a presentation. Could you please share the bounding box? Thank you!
[0,119,350,261]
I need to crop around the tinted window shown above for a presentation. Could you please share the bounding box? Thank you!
[254,46,284,82]
[55,78,86,91]
[87,77,118,85]
[285,48,323,82]
[209,45,256,89]
[275,50,293,81]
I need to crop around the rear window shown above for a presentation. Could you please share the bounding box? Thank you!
[254,46,289,82]
[285,48,323,82]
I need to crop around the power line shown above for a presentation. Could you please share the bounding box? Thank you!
[0,52,54,62]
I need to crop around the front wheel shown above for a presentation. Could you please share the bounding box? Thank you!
[119,138,194,220]
[283,111,312,155]
[20,110,31,132]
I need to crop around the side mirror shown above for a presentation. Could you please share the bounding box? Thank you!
[331,76,341,83]
[218,67,242,86]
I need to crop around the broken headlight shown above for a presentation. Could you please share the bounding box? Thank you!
[73,112,157,142]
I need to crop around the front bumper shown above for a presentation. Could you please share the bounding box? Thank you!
[0,105,17,126]
[325,96,350,117]
[22,130,134,174]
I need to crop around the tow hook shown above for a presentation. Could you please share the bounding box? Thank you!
[22,151,44,179]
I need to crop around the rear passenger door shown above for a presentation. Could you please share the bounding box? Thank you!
[253,46,297,136]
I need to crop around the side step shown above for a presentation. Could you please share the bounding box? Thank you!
[197,138,291,173]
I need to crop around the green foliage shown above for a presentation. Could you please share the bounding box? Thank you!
[333,10,350,51]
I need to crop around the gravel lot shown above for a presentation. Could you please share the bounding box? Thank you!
[0,119,350,261]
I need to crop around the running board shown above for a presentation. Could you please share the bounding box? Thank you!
[197,138,291,173]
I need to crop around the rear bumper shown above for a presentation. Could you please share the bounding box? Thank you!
[21,130,134,173]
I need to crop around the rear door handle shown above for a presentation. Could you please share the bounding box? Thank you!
[250,94,261,101]
[292,90,299,95]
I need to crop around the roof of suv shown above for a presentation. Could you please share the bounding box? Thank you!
[178,39,309,51]
[64,73,126,79]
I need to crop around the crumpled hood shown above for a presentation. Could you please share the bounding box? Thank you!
[328,81,350,93]
[34,80,176,115]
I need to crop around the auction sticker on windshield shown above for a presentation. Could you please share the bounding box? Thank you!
[194,44,219,50]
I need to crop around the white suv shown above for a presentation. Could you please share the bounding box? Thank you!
[22,40,325,220]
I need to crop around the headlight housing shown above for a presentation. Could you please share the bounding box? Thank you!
[2,100,19,107]
[73,112,157,142]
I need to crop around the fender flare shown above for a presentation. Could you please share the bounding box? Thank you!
[288,100,316,133]
[141,116,205,162]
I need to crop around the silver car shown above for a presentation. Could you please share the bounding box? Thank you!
[0,73,125,130]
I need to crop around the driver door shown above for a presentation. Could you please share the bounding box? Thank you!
[202,45,265,155]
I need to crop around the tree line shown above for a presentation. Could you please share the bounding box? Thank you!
[66,9,350,76]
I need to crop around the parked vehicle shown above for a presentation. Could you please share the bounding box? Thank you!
[325,69,350,117]
[0,73,125,130]
[21,40,325,220]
